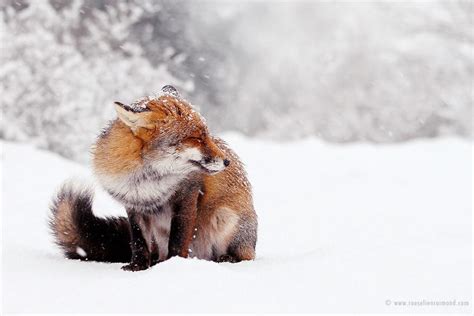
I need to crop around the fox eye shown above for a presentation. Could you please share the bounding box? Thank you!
[189,137,202,143]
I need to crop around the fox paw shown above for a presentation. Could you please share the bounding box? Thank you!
[121,262,149,272]
[217,254,238,263]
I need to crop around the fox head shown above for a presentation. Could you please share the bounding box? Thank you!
[113,85,229,175]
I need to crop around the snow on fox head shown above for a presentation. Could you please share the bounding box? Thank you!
[110,85,229,176]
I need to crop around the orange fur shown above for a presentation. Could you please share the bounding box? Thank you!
[93,121,145,175]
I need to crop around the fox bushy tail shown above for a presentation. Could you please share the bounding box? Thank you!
[49,181,131,263]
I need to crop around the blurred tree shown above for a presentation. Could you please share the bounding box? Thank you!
[0,0,181,160]
[0,0,471,162]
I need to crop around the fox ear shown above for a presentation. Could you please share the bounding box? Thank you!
[114,102,155,132]
[161,85,180,98]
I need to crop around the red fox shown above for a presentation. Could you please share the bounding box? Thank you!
[50,85,257,271]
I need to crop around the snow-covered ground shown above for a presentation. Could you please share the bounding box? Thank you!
[1,135,472,313]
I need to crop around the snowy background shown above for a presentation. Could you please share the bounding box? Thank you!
[1,0,472,314]
[1,0,472,161]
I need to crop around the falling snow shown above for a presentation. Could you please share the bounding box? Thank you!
[75,247,87,257]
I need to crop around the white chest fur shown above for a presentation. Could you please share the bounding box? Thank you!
[96,169,187,212]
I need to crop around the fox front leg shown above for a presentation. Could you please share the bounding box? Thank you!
[122,211,151,271]
[168,188,199,259]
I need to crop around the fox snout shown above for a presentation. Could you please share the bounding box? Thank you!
[199,138,230,173]
[192,154,230,174]
[203,156,230,166]
[183,138,228,174]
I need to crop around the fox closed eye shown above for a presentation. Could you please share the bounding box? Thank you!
[188,137,203,143]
